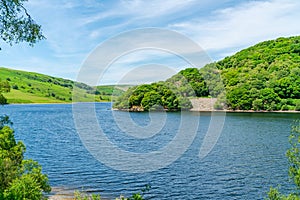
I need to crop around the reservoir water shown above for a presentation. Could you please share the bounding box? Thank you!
[0,103,299,199]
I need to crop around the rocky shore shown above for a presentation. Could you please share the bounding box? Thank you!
[189,98,300,113]
[189,98,217,111]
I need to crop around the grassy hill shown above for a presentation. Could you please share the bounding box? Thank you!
[114,35,300,111]
[0,67,125,103]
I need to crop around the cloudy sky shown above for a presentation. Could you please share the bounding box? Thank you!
[0,0,299,85]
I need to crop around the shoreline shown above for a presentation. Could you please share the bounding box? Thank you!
[189,98,300,113]
[5,101,107,105]
[191,109,300,113]
[4,102,300,113]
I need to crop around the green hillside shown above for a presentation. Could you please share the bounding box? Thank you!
[0,67,125,103]
[216,36,300,111]
[114,35,300,111]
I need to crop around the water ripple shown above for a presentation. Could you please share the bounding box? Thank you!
[0,103,297,199]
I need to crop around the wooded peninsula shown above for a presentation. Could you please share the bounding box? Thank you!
[114,36,300,112]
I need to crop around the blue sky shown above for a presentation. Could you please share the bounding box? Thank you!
[0,0,300,85]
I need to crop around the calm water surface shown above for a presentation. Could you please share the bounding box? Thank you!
[0,103,299,199]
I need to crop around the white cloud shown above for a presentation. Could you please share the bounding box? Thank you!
[79,0,215,42]
[82,0,199,25]
[170,0,300,59]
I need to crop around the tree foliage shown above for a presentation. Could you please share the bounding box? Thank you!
[113,82,192,111]
[0,79,10,104]
[166,68,209,97]
[0,124,51,199]
[0,0,45,49]
[217,36,300,111]
[266,120,300,200]
[287,121,300,193]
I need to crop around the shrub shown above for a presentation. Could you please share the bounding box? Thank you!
[295,102,300,111]
[0,122,51,199]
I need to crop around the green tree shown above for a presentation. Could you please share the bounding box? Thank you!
[114,82,192,111]
[166,68,209,97]
[141,91,162,111]
[226,86,252,110]
[266,120,300,200]
[259,88,281,111]
[0,0,45,49]
[0,122,51,199]
[0,79,10,104]
[286,121,300,193]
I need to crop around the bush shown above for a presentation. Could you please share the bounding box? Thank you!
[281,104,289,111]
[74,191,101,200]
[252,99,263,111]
[75,185,150,200]
[295,102,300,111]
[0,94,7,104]
[0,121,51,199]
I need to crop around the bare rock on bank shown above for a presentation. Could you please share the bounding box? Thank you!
[190,98,217,111]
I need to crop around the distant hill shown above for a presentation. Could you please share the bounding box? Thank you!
[114,36,300,111]
[0,67,125,103]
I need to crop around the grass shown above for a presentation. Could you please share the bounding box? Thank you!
[0,67,126,104]
[3,89,65,103]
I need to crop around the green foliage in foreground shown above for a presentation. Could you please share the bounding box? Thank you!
[0,118,51,199]
[0,67,124,103]
[266,120,300,200]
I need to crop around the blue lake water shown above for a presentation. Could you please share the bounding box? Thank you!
[0,103,299,199]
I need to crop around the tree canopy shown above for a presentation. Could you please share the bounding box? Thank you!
[0,0,45,49]
[113,82,192,111]
[217,36,300,111]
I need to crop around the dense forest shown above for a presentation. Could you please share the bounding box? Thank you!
[113,82,193,111]
[114,36,300,111]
